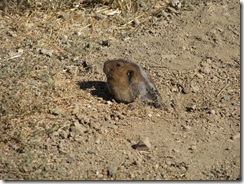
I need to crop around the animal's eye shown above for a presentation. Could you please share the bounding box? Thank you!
[116,63,122,68]
[127,70,134,82]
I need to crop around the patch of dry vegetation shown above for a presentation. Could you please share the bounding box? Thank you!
[1,0,172,163]
[0,0,170,123]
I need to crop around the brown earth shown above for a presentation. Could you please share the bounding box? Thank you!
[0,0,240,180]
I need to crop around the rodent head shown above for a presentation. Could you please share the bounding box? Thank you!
[103,59,143,103]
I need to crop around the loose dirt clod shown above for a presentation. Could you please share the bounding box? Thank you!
[132,137,152,151]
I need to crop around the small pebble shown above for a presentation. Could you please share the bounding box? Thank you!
[133,18,140,26]
[191,85,199,93]
[106,101,113,105]
[182,87,191,94]
[101,38,109,47]
[189,145,197,151]
[180,165,187,173]
[222,95,230,101]
[75,31,82,36]
[231,133,240,140]
[7,30,17,37]
[8,51,18,57]
[166,160,172,166]
[209,109,216,115]
[66,155,75,163]
[200,66,211,74]
[70,123,86,134]
[155,174,162,180]
[87,148,97,154]
[186,104,196,112]
[58,12,70,20]
[95,138,101,144]
[168,6,180,14]
[49,108,64,116]
[181,125,191,131]
[40,48,54,57]
[132,137,151,151]
[103,122,117,129]
[94,13,107,20]
[108,163,118,177]
[59,130,68,139]
[196,73,204,79]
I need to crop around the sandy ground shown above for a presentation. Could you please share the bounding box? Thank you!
[0,0,240,180]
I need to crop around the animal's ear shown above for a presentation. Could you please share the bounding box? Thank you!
[116,63,122,68]
[127,70,134,82]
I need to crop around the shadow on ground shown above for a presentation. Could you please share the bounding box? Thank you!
[77,81,112,101]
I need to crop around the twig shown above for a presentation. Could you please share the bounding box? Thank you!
[216,84,230,97]
[5,54,23,61]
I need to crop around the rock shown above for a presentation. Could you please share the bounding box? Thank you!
[186,104,196,112]
[209,109,216,115]
[171,86,178,92]
[172,148,179,153]
[18,48,23,54]
[65,65,78,75]
[58,12,70,20]
[181,125,191,131]
[191,85,199,93]
[106,101,113,105]
[189,145,197,151]
[70,123,86,135]
[74,136,84,143]
[180,165,187,173]
[66,155,75,163]
[103,122,117,129]
[108,163,118,177]
[168,6,180,14]
[49,108,64,116]
[155,174,162,180]
[40,48,54,57]
[74,31,82,36]
[94,13,107,20]
[8,51,18,58]
[7,30,17,37]
[161,54,177,59]
[112,111,125,120]
[196,73,204,79]
[155,164,159,170]
[133,18,140,26]
[221,95,230,102]
[182,87,190,94]
[132,137,152,151]
[166,160,172,166]
[59,130,68,139]
[199,66,211,74]
[101,38,109,47]
[95,137,101,144]
[231,133,240,140]
[171,0,182,9]
[87,148,97,154]
[60,35,68,44]
[76,114,90,124]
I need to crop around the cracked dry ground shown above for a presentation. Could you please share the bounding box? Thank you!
[0,0,240,180]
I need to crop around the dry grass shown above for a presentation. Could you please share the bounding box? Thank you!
[0,0,173,165]
[0,0,171,147]
[0,0,170,112]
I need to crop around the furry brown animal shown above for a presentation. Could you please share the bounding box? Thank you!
[103,59,162,108]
